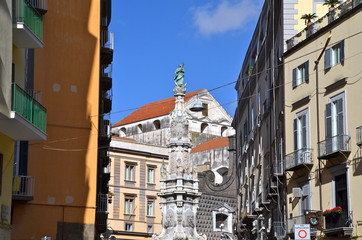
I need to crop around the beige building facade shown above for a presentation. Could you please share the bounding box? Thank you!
[284,1,362,238]
[108,137,168,239]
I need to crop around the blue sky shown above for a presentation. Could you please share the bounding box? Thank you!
[109,0,264,124]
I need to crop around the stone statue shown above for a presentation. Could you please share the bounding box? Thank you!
[174,64,185,87]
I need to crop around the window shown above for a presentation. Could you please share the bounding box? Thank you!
[125,223,133,231]
[137,124,143,134]
[294,109,309,150]
[201,123,208,133]
[153,120,161,130]
[325,40,344,69]
[243,120,248,144]
[334,173,348,212]
[292,61,309,87]
[202,103,208,116]
[251,105,255,130]
[147,199,155,216]
[124,196,135,214]
[325,93,345,152]
[147,225,153,234]
[119,127,126,137]
[147,166,155,184]
[221,126,227,137]
[215,213,228,230]
[125,162,136,181]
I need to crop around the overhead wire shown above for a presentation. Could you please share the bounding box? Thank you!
[26,30,362,150]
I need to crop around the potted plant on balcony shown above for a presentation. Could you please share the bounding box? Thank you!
[323,0,341,11]
[301,13,317,26]
[323,206,342,228]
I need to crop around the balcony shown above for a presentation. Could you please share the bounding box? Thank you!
[324,211,353,237]
[286,0,362,50]
[13,0,44,48]
[99,149,110,168]
[102,89,112,114]
[96,194,108,232]
[99,119,111,146]
[285,148,313,172]
[101,64,112,91]
[0,83,47,140]
[318,135,351,160]
[12,176,34,201]
[101,29,114,65]
[357,126,362,147]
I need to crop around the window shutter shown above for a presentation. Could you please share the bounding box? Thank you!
[305,61,309,83]
[292,68,297,87]
[294,118,298,150]
[336,98,344,135]
[301,115,307,148]
[325,48,332,69]
[340,40,345,62]
[325,103,332,138]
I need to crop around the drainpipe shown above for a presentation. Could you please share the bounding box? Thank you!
[314,33,332,213]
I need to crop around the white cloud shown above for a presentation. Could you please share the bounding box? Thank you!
[192,0,263,36]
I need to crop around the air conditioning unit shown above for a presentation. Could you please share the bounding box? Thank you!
[292,187,302,198]
[302,185,310,196]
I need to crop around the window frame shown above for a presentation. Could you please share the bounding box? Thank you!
[294,108,310,151]
[125,222,133,231]
[125,162,137,181]
[147,165,156,184]
[325,40,345,69]
[292,61,309,88]
[146,199,155,217]
[124,195,136,215]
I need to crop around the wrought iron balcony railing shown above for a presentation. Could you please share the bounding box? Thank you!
[285,148,312,171]
[318,134,351,159]
[97,194,108,213]
[12,83,47,133]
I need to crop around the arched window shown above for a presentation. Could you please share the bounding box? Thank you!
[119,127,127,137]
[221,126,227,136]
[137,124,143,134]
[201,123,208,133]
[153,120,161,130]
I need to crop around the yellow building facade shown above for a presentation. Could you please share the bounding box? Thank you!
[284,1,362,239]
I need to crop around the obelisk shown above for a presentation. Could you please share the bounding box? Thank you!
[153,64,206,240]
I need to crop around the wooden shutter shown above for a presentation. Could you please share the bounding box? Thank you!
[292,68,297,87]
[340,40,345,62]
[294,118,298,150]
[325,103,332,138]
[305,61,309,83]
[325,48,332,69]
[336,98,344,135]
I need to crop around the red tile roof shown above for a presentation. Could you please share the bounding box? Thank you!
[113,89,204,127]
[191,137,229,153]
